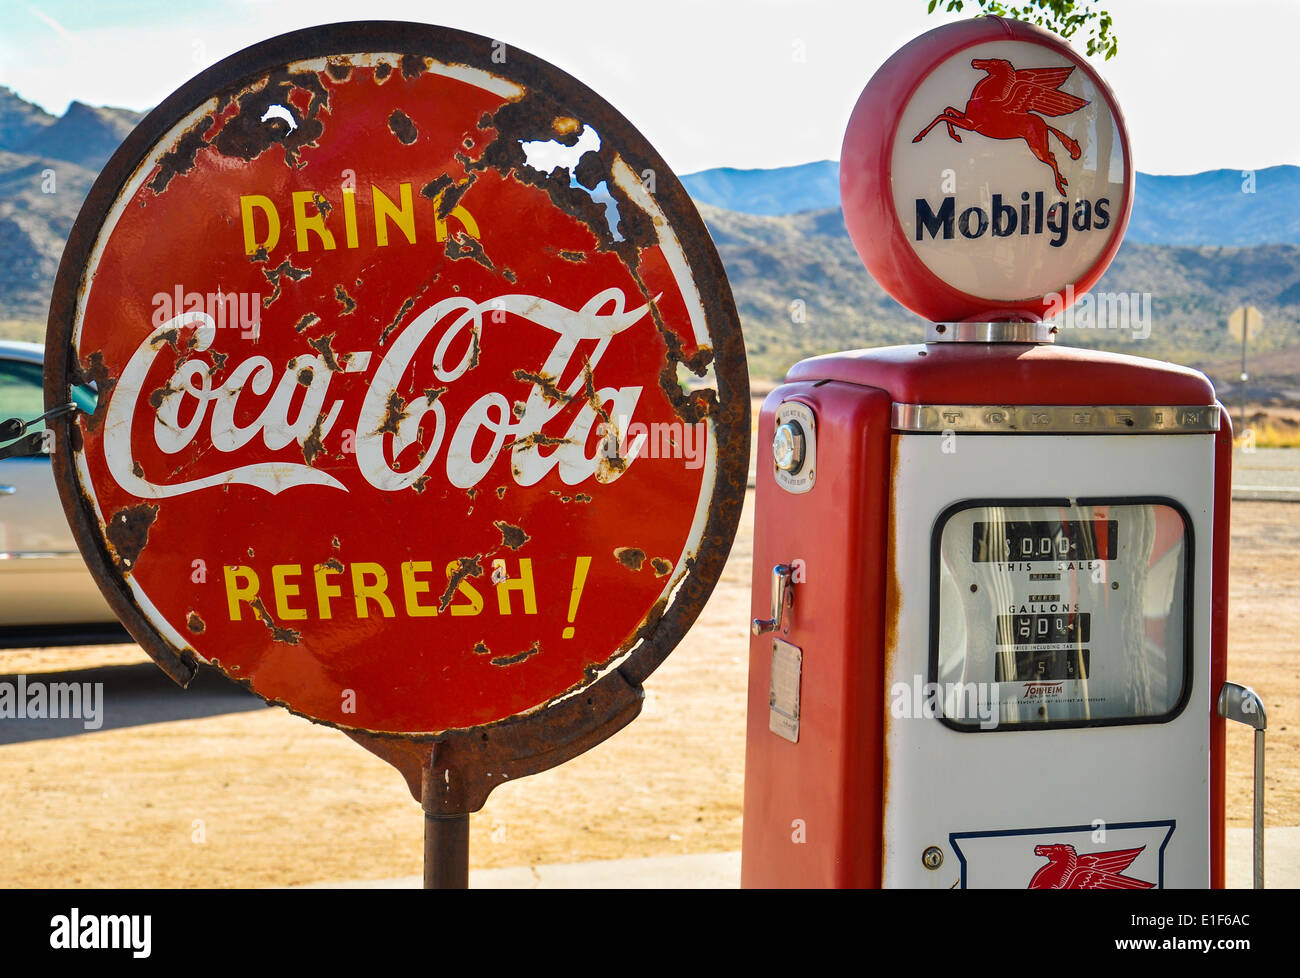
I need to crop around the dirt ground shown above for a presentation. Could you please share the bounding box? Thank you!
[0,492,1295,887]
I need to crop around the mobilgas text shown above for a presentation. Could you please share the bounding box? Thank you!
[915,192,1110,249]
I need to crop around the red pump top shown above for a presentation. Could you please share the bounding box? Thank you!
[786,342,1216,407]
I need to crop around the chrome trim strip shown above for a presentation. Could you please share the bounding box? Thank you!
[926,322,1056,344]
[891,403,1221,434]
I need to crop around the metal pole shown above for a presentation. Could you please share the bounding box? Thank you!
[1240,325,1248,436]
[1254,728,1265,890]
[424,813,470,889]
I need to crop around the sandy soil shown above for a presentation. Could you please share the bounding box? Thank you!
[0,493,1294,887]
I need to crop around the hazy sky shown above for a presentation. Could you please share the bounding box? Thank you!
[1,0,1295,176]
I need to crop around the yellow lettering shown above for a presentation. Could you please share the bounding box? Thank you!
[292,190,336,252]
[373,182,416,247]
[496,558,537,614]
[401,561,438,617]
[271,563,307,620]
[341,188,359,249]
[352,563,395,617]
[240,195,280,254]
[224,565,260,620]
[314,563,342,619]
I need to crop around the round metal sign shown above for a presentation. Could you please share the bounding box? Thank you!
[840,18,1132,324]
[46,22,748,742]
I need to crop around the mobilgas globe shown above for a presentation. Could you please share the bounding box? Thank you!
[843,20,1131,322]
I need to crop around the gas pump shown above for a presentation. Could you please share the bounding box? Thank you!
[741,17,1266,889]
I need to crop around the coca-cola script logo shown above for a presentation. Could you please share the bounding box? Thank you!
[108,288,659,497]
[59,46,745,736]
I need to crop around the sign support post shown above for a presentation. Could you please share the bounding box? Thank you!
[423,814,470,889]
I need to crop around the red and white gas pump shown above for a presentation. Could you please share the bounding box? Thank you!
[741,17,1266,889]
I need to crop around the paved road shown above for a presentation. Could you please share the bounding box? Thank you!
[1234,447,1300,500]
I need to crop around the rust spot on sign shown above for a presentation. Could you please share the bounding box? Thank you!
[375,391,408,437]
[76,351,116,434]
[388,109,418,145]
[512,369,571,403]
[379,296,416,346]
[420,175,470,218]
[650,557,672,577]
[105,503,159,572]
[439,555,483,612]
[187,611,206,634]
[148,382,178,410]
[334,284,357,315]
[511,431,570,451]
[494,521,529,550]
[148,116,214,194]
[293,312,319,333]
[491,641,541,667]
[211,68,329,168]
[307,332,341,371]
[248,596,302,644]
[467,93,653,258]
[301,411,327,465]
[658,339,718,425]
[615,547,645,571]
[262,259,311,308]
[400,54,428,79]
[444,231,495,270]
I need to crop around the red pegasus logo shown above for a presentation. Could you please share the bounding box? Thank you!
[1028,843,1156,889]
[913,59,1090,195]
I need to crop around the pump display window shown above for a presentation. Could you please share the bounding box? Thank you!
[932,499,1192,729]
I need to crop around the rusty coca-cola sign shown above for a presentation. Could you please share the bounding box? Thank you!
[47,22,748,744]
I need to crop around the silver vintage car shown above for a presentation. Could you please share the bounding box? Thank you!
[0,339,124,640]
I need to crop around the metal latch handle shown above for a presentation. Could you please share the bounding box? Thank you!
[752,564,794,636]
[0,402,79,462]
[1218,681,1266,889]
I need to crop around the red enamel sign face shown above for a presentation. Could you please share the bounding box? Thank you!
[840,18,1132,323]
[48,24,748,737]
